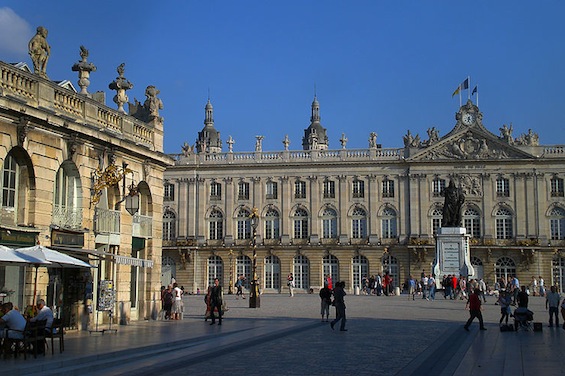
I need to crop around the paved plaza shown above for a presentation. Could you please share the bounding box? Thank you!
[2,292,563,375]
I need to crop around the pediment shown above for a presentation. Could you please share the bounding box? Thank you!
[409,128,536,161]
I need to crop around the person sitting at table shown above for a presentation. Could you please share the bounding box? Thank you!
[29,299,53,354]
[0,302,27,354]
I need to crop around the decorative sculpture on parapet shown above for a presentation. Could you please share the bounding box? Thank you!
[499,124,514,144]
[340,133,348,149]
[515,129,539,146]
[440,179,465,227]
[403,130,421,148]
[369,132,378,148]
[426,127,440,146]
[283,135,290,151]
[109,63,133,113]
[255,135,264,152]
[227,136,234,152]
[181,142,193,156]
[130,85,164,123]
[28,26,50,79]
[72,46,97,95]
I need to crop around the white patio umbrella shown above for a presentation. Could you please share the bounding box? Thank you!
[0,245,52,266]
[16,245,94,305]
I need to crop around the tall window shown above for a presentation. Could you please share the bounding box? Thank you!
[2,154,17,208]
[551,177,564,197]
[432,178,446,197]
[237,208,251,240]
[295,180,306,199]
[209,209,223,240]
[266,181,278,199]
[207,256,223,287]
[293,208,309,239]
[352,207,367,239]
[496,177,510,197]
[323,180,335,199]
[293,255,309,289]
[463,208,481,238]
[164,182,174,201]
[162,210,176,240]
[550,207,565,240]
[495,208,513,239]
[382,254,400,289]
[53,161,82,230]
[382,178,395,198]
[210,181,221,200]
[236,255,252,287]
[352,179,365,198]
[264,209,280,240]
[264,255,281,290]
[321,207,338,239]
[431,208,443,234]
[322,255,339,286]
[495,256,516,282]
[238,181,249,200]
[352,255,369,288]
[381,207,397,238]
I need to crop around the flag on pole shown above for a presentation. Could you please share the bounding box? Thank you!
[471,85,477,96]
[452,86,460,97]
[452,78,470,97]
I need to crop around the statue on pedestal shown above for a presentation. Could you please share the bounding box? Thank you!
[28,26,50,79]
[441,179,465,227]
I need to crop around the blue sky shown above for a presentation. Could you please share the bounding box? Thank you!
[1,1,565,154]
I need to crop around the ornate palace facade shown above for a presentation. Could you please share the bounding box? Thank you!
[0,30,172,328]
[163,96,565,294]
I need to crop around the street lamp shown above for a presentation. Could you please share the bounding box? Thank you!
[249,208,260,308]
[228,249,234,294]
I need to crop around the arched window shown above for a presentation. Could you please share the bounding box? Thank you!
[293,255,309,289]
[352,255,369,288]
[381,207,397,238]
[161,256,176,288]
[264,255,281,290]
[236,208,251,240]
[323,255,339,285]
[549,207,565,240]
[470,256,484,280]
[162,210,176,240]
[431,208,443,235]
[209,209,223,240]
[464,208,481,238]
[1,150,31,226]
[207,256,223,287]
[552,256,565,294]
[495,208,513,239]
[495,256,516,282]
[236,255,252,288]
[322,208,338,239]
[53,161,82,230]
[352,207,367,239]
[264,209,280,240]
[293,208,309,239]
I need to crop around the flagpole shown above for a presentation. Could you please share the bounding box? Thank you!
[459,86,462,107]
[476,85,479,107]
[468,76,471,101]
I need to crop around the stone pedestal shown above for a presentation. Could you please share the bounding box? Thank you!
[433,227,474,278]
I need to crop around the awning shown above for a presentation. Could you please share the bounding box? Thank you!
[53,246,154,268]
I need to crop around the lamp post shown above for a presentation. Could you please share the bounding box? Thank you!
[228,249,234,294]
[249,208,260,308]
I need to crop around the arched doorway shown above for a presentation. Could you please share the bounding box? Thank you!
[207,256,223,287]
[470,256,484,281]
[264,255,281,291]
[352,255,369,289]
[323,254,339,287]
[236,255,252,289]
[293,255,309,290]
[552,255,565,293]
[161,256,176,287]
[382,254,400,290]
[495,256,516,283]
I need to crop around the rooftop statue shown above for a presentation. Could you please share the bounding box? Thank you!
[440,179,465,227]
[28,26,51,79]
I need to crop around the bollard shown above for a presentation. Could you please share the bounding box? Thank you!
[395,287,401,296]
[355,286,360,295]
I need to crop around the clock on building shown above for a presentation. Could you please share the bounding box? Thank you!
[462,112,475,125]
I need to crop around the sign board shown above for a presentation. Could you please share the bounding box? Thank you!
[97,280,115,311]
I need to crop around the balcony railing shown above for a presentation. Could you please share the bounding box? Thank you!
[94,208,120,234]
[52,205,83,230]
[133,213,153,238]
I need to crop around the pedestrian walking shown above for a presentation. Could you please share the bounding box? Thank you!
[464,288,487,331]
[319,285,332,322]
[497,290,511,326]
[235,275,246,299]
[330,281,347,331]
[428,274,436,301]
[209,278,223,325]
[546,285,561,327]
[287,273,295,297]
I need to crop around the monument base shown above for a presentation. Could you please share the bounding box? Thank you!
[433,227,474,279]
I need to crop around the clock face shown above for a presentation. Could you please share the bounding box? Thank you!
[462,112,475,125]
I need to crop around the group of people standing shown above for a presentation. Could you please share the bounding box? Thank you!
[360,273,394,296]
[160,282,184,320]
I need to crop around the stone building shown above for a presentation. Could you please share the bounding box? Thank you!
[163,96,565,294]
[0,31,172,328]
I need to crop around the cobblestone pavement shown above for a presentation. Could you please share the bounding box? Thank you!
[2,292,563,375]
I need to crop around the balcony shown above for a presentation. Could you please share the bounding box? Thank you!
[52,205,83,230]
[132,213,153,238]
[94,208,120,234]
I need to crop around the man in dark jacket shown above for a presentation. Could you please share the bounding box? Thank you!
[210,278,223,325]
